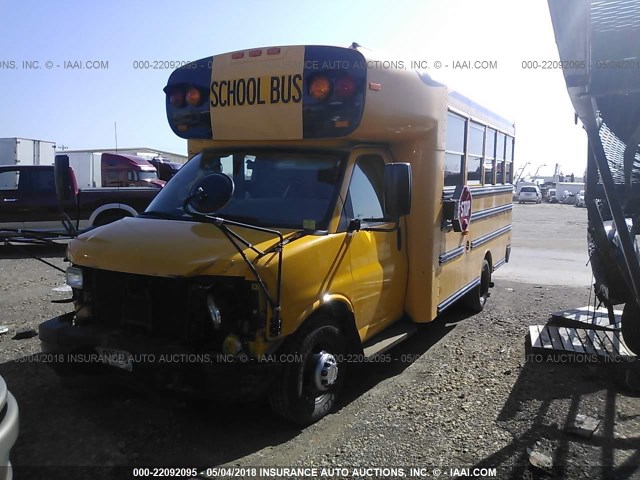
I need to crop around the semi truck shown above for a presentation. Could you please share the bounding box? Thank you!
[0,138,56,166]
[64,152,165,189]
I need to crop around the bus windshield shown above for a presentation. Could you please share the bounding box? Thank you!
[144,149,345,230]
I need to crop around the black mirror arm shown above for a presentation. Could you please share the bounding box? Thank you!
[348,217,400,233]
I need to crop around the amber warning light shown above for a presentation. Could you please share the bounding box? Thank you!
[186,87,203,106]
[309,76,331,100]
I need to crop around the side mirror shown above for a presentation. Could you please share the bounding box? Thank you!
[188,173,234,214]
[54,155,72,202]
[383,163,412,219]
[54,155,78,236]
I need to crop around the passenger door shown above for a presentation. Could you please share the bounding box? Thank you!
[344,150,408,337]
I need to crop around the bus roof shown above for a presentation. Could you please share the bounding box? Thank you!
[448,91,515,135]
[164,44,510,143]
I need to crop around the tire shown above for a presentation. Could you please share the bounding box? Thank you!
[622,301,640,356]
[269,316,346,425]
[464,259,491,313]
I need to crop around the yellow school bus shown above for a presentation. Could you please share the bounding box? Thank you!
[40,44,514,424]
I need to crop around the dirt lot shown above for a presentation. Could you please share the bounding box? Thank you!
[0,203,638,480]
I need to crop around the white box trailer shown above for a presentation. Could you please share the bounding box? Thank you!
[0,138,56,166]
[63,152,103,188]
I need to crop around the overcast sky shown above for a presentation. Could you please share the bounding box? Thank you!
[0,0,587,178]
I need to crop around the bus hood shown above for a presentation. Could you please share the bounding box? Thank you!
[68,216,284,277]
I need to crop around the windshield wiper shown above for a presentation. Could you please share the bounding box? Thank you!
[216,214,262,226]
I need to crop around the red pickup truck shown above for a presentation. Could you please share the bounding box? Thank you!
[0,164,161,238]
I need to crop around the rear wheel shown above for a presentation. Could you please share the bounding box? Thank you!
[269,316,346,425]
[622,301,640,355]
[464,259,491,313]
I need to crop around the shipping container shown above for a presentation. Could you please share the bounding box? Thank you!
[0,138,56,166]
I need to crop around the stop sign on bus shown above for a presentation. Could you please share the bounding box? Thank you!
[453,185,473,233]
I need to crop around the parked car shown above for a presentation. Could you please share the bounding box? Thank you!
[575,189,586,207]
[518,185,541,204]
[547,188,558,203]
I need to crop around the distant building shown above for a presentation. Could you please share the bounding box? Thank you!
[55,147,188,164]
[531,174,583,184]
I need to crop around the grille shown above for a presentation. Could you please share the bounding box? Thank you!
[81,268,260,345]
[87,269,193,338]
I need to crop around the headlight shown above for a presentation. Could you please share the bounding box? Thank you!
[206,294,222,329]
[66,266,83,289]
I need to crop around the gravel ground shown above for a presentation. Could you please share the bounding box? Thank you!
[0,204,638,480]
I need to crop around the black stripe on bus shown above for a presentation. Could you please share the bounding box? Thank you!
[439,246,465,265]
[442,184,513,201]
[469,185,514,198]
[437,277,480,314]
[470,203,513,222]
[493,257,507,270]
[471,225,512,250]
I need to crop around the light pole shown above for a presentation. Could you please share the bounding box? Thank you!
[515,161,530,184]
[532,164,546,182]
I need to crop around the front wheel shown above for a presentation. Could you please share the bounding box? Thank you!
[269,317,346,425]
[464,259,491,313]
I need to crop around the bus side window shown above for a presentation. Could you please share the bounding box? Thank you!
[445,112,465,186]
[345,154,385,221]
[485,128,496,185]
[467,122,484,185]
[444,154,462,186]
[496,133,506,184]
[505,136,514,184]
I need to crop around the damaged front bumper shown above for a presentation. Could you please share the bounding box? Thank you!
[39,313,281,400]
